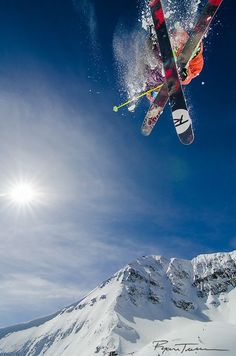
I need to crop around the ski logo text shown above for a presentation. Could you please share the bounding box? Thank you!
[174,114,189,127]
[172,109,192,134]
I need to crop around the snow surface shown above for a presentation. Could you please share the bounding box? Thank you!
[0,251,236,355]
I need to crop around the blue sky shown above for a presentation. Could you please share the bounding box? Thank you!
[0,0,235,327]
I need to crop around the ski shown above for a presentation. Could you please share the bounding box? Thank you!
[142,0,223,139]
[178,0,223,72]
[149,0,193,145]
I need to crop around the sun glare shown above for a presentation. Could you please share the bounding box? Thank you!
[6,180,40,207]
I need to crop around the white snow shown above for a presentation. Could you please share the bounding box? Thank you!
[0,251,236,355]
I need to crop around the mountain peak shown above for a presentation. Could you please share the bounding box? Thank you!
[0,250,236,355]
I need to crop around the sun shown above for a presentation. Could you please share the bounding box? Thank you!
[0,176,47,212]
[8,182,36,205]
[6,180,40,207]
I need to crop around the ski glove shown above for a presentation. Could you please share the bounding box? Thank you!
[180,67,188,82]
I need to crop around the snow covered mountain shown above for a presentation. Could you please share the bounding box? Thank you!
[0,251,236,356]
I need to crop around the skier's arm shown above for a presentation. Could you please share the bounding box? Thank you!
[181,43,204,85]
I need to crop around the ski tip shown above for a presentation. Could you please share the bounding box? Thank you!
[180,137,194,145]
[141,128,151,137]
[179,128,194,145]
[113,106,119,112]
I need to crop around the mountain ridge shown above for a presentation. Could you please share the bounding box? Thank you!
[0,250,236,355]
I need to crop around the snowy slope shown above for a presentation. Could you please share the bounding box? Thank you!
[0,251,236,356]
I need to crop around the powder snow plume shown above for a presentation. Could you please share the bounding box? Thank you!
[113,28,159,102]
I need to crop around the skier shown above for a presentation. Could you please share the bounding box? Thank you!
[140,0,222,143]
[145,27,204,103]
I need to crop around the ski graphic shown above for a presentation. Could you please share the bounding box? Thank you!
[142,0,223,139]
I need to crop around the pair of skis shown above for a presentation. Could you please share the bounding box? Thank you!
[142,0,223,145]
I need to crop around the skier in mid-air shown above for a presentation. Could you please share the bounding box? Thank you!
[114,0,223,144]
[145,26,204,104]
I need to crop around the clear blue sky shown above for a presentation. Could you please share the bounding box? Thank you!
[0,0,235,327]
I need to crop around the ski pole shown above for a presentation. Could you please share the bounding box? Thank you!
[113,84,163,112]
